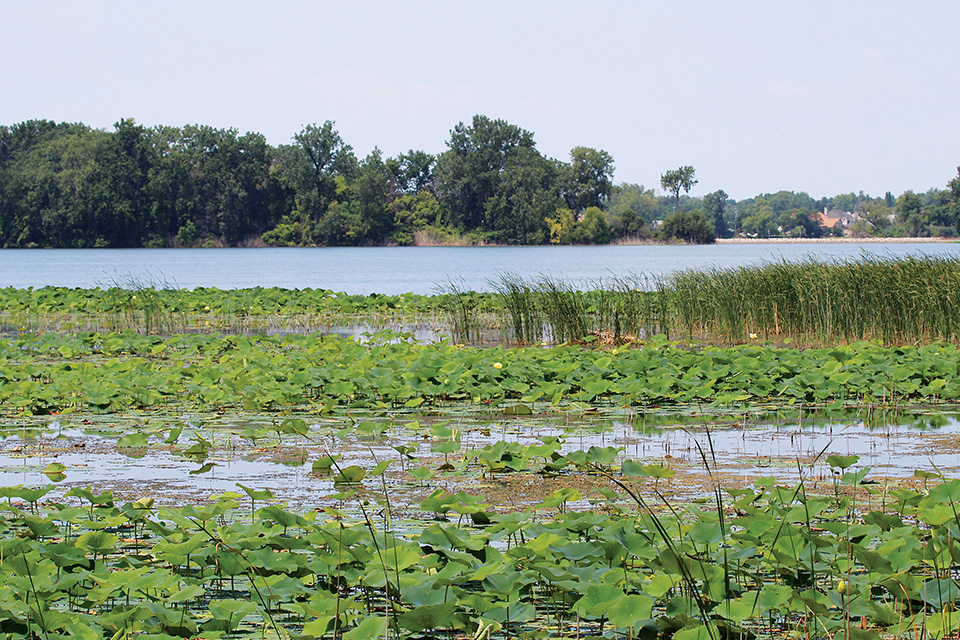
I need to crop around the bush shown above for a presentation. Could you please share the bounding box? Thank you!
[571,207,612,244]
[656,209,715,244]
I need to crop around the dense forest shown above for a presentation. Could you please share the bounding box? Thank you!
[1,116,958,248]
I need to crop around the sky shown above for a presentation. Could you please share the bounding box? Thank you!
[3,1,958,201]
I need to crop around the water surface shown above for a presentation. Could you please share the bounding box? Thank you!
[4,242,960,294]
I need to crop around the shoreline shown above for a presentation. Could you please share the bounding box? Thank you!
[714,236,955,245]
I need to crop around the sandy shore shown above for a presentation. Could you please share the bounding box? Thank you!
[715,237,956,244]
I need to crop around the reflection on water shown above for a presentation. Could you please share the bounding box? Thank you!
[0,406,957,509]
[622,408,960,481]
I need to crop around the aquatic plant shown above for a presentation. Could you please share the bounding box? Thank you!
[1,461,959,639]
[5,330,960,415]
[671,254,960,344]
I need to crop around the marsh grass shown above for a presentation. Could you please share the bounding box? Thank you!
[492,274,664,345]
[672,254,960,345]
[588,274,673,342]
[536,277,591,344]
[486,255,960,346]
[436,280,487,344]
[1,282,447,338]
[491,273,544,344]
[102,275,186,335]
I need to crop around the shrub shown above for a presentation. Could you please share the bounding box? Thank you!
[656,209,715,244]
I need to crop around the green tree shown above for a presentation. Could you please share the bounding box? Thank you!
[740,203,777,238]
[656,209,714,244]
[854,200,893,237]
[897,190,927,236]
[176,219,198,246]
[563,146,614,211]
[481,146,559,244]
[761,190,817,215]
[571,206,612,244]
[702,189,730,238]
[2,123,108,247]
[291,121,357,225]
[606,183,657,238]
[88,119,155,246]
[930,168,960,235]
[777,208,822,238]
[1,118,284,247]
[829,192,861,213]
[546,207,577,244]
[151,125,276,246]
[350,148,393,244]
[660,165,697,214]
[389,191,441,245]
[387,150,435,195]
[434,115,538,233]
[0,121,77,245]
[315,201,353,246]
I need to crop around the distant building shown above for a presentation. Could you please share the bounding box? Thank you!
[815,208,856,233]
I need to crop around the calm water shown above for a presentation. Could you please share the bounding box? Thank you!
[2,409,957,500]
[3,242,959,294]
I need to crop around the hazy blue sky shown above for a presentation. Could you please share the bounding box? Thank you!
[3,1,957,200]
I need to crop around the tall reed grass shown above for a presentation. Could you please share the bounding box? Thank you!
[489,273,671,345]
[586,274,673,342]
[479,255,960,346]
[671,254,960,345]
[436,280,480,343]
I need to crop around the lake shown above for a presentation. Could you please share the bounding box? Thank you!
[4,241,959,294]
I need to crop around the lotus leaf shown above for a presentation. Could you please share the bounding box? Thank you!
[333,465,367,484]
[399,602,458,632]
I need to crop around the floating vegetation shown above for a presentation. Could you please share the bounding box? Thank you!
[3,329,960,416]
[0,284,451,338]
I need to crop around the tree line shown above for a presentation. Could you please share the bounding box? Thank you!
[1,116,958,248]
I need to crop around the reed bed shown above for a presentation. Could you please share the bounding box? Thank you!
[481,273,673,345]
[446,255,960,346]
[671,254,960,345]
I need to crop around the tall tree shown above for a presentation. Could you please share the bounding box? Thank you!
[482,146,559,244]
[387,150,435,195]
[563,146,614,211]
[292,121,357,224]
[760,190,817,215]
[434,115,538,233]
[606,183,658,237]
[777,208,822,238]
[388,191,441,245]
[829,192,861,213]
[896,190,927,236]
[660,165,697,214]
[95,119,156,246]
[350,148,393,244]
[739,203,777,238]
[702,189,730,238]
[657,209,715,244]
[571,206,612,244]
[0,120,99,247]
